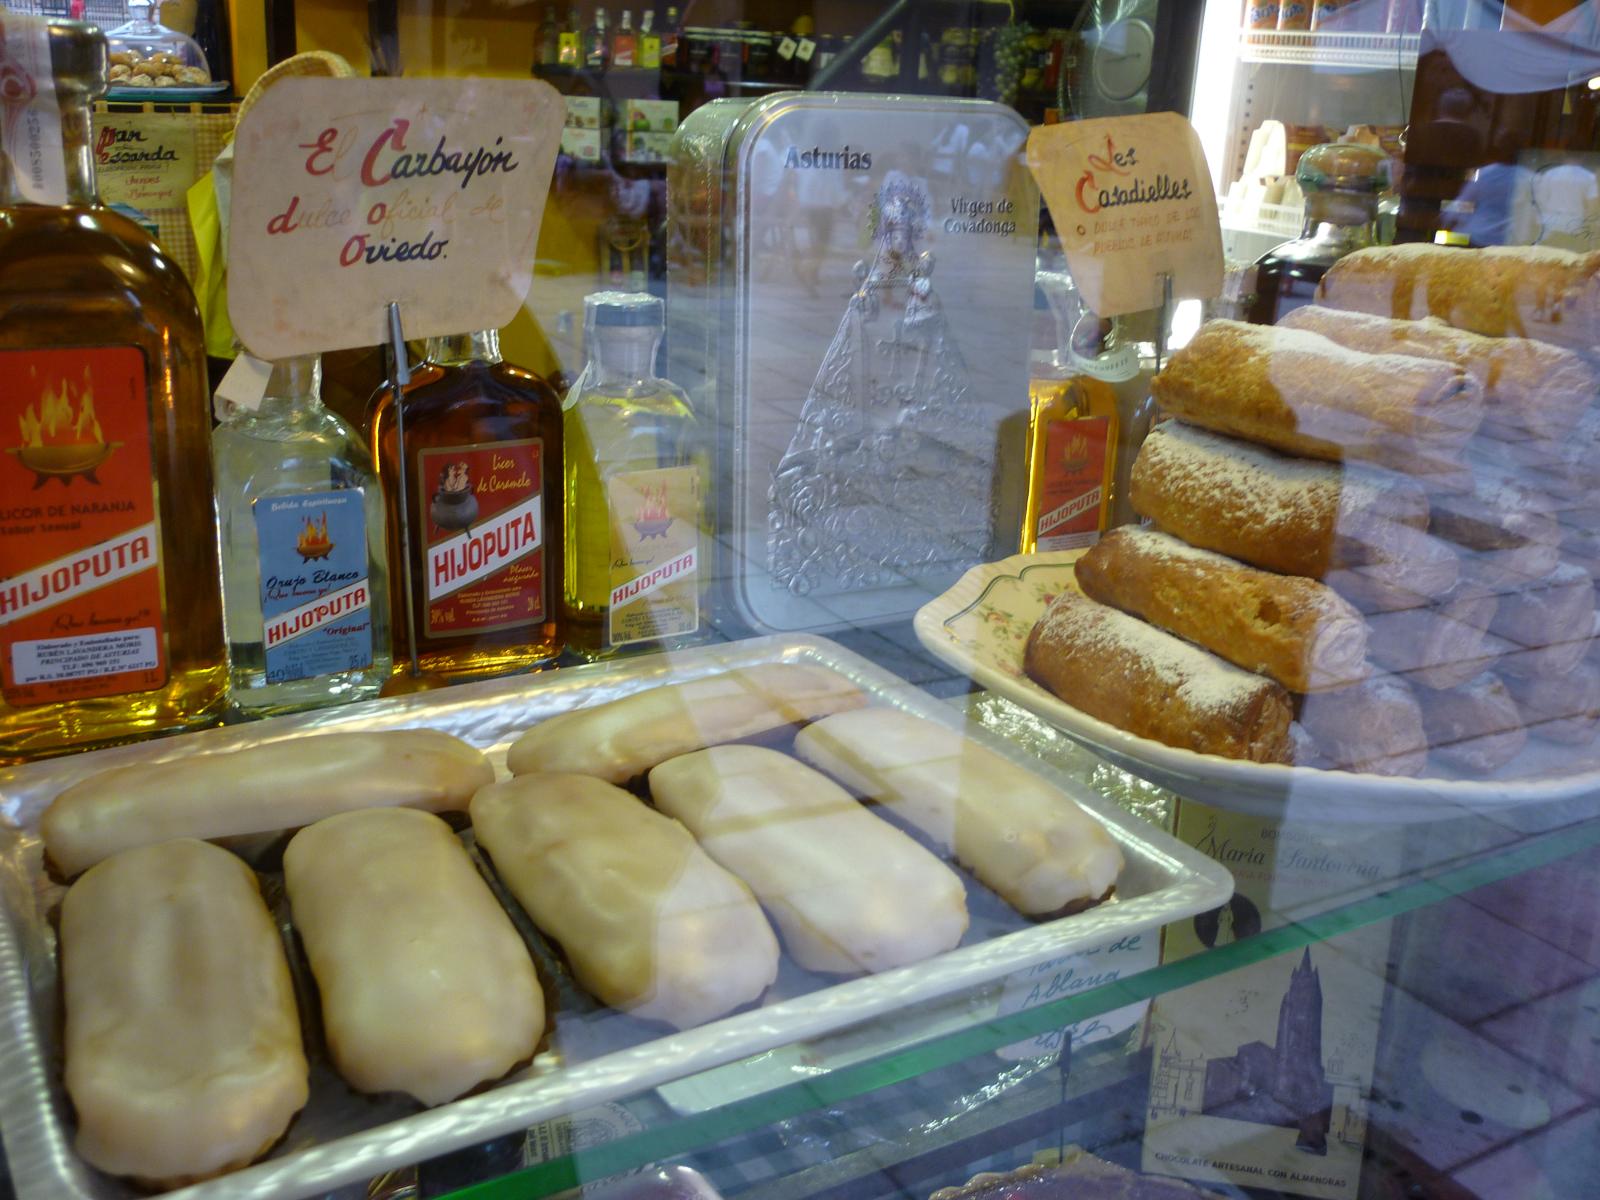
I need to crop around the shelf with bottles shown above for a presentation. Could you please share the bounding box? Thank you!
[1238,28,1421,68]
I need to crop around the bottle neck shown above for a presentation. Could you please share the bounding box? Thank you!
[586,326,662,386]
[4,94,98,207]
[254,355,324,415]
[425,329,503,368]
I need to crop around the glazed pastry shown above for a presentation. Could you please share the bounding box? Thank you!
[284,808,543,1106]
[470,774,780,1028]
[1074,527,1368,691]
[793,708,1124,916]
[1296,675,1429,776]
[1129,421,1428,579]
[61,840,307,1188]
[1419,673,1528,772]
[1364,583,1499,690]
[647,746,969,974]
[1024,590,1294,763]
[1279,306,1593,439]
[1503,662,1600,745]
[42,729,494,877]
[506,663,868,782]
[1152,319,1483,467]
[1317,242,1600,355]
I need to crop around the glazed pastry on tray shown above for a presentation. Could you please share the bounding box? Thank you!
[1151,319,1483,468]
[1074,527,1368,692]
[60,839,308,1189]
[1128,421,1428,579]
[1316,242,1600,355]
[648,745,969,975]
[471,774,780,1029]
[793,708,1123,916]
[506,663,867,782]
[1024,589,1294,764]
[41,729,494,878]
[284,808,543,1106]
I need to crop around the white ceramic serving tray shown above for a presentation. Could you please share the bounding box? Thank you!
[0,634,1231,1200]
[913,552,1600,824]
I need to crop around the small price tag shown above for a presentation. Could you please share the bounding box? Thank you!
[213,352,274,418]
[1027,112,1223,318]
[777,36,798,61]
[795,37,816,62]
[228,77,565,360]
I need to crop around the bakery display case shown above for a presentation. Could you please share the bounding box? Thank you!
[3,3,1600,1200]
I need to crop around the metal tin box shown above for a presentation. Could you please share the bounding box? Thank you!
[668,93,1038,636]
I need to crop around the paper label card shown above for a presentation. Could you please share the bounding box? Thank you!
[229,77,564,360]
[1028,112,1223,319]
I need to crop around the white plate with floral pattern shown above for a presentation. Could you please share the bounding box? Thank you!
[913,550,1600,823]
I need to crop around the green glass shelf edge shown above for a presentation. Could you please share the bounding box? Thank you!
[445,816,1600,1200]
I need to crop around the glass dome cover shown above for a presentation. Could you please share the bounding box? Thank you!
[105,0,211,88]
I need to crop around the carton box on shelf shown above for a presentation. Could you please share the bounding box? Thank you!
[564,96,606,130]
[561,126,603,163]
[625,99,679,134]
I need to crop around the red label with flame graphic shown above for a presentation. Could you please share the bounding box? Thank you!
[418,438,545,637]
[1035,415,1111,552]
[0,346,165,705]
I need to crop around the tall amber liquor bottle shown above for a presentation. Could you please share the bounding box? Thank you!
[371,329,564,682]
[0,19,224,763]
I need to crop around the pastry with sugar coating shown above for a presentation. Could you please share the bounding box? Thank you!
[1024,589,1294,763]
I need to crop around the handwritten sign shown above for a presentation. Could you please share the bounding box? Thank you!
[93,112,200,211]
[993,931,1159,1062]
[1028,112,1222,319]
[229,77,564,360]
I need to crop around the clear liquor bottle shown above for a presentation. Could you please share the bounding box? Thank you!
[0,19,224,763]
[213,355,391,716]
[563,292,707,659]
[371,329,564,683]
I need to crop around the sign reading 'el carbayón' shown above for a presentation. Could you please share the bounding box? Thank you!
[1027,112,1223,319]
[228,78,564,360]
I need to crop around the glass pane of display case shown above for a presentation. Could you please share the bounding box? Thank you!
[2,3,1600,1200]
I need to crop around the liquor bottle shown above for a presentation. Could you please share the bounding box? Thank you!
[1019,271,1154,552]
[537,2,561,66]
[638,9,660,68]
[563,292,706,659]
[370,330,564,682]
[1245,141,1387,326]
[613,9,636,66]
[558,6,581,65]
[0,18,224,763]
[659,5,680,67]
[586,7,611,68]
[213,355,391,716]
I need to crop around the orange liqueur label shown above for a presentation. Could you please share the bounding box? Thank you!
[0,346,166,705]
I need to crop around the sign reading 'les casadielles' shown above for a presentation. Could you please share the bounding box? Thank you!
[1027,113,1222,319]
[228,78,564,360]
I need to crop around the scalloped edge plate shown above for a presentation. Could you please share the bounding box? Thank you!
[913,550,1600,823]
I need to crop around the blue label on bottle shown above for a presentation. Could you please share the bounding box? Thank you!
[254,488,373,684]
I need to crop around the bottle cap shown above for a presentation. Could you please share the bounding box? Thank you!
[585,290,663,328]
[1296,141,1389,195]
